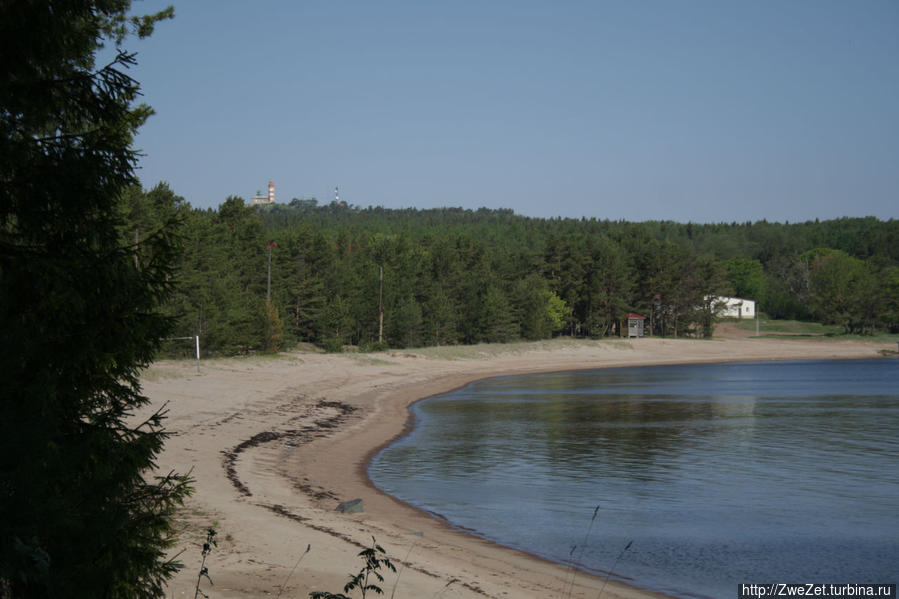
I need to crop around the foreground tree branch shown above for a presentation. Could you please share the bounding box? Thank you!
[0,2,188,597]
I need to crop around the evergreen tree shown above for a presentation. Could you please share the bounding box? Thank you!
[280,229,328,343]
[584,236,632,337]
[387,295,423,348]
[480,286,518,343]
[0,2,190,597]
[693,258,730,338]
[422,284,459,346]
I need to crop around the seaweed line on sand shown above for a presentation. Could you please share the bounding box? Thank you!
[221,399,357,497]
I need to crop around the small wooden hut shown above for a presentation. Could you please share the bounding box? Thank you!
[627,312,646,338]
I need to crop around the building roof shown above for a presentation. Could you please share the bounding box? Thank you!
[627,312,646,319]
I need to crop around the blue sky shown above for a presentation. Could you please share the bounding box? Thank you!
[127,1,898,222]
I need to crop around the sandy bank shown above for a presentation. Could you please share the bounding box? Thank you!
[141,335,889,599]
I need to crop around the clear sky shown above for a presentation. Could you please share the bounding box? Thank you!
[128,0,898,222]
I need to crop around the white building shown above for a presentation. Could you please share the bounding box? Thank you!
[717,296,756,319]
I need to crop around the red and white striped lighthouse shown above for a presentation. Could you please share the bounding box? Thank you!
[268,180,274,203]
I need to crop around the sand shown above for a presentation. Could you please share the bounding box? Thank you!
[140,333,890,599]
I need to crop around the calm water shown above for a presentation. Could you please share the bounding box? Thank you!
[368,359,899,599]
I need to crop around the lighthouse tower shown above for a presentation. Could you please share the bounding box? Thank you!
[250,181,276,205]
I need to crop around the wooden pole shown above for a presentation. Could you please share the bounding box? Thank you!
[266,241,277,302]
[378,265,384,344]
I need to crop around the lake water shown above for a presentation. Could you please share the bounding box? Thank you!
[368,359,899,599]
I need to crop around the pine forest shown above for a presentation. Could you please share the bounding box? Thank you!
[125,185,899,356]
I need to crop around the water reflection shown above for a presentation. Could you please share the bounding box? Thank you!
[370,359,899,599]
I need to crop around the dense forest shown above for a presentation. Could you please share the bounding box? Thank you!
[126,185,899,355]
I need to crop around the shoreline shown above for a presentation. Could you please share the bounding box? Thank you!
[354,369,664,598]
[142,335,891,598]
[355,352,891,599]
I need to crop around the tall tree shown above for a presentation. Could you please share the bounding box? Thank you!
[807,250,879,334]
[584,236,632,337]
[763,255,811,321]
[480,285,518,343]
[692,257,730,338]
[511,275,568,340]
[724,257,764,300]
[0,2,189,597]
[884,266,899,333]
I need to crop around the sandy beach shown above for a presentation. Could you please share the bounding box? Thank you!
[141,333,890,599]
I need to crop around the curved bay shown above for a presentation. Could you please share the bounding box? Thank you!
[369,359,899,599]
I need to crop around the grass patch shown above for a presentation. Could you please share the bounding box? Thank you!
[735,319,844,336]
[734,319,899,344]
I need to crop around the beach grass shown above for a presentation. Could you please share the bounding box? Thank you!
[140,359,198,381]
[349,355,398,366]
[386,338,634,360]
[836,332,899,344]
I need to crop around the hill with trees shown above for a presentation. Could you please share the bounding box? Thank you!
[135,193,898,355]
